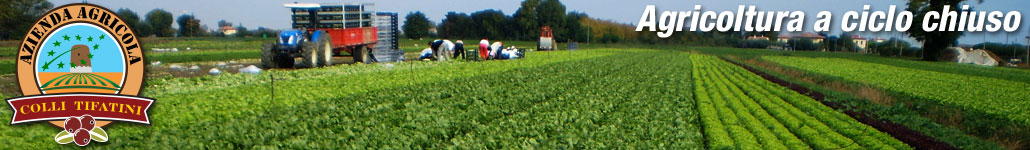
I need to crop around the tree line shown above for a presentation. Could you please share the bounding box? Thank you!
[0,0,276,40]
[113,8,277,38]
[401,0,589,42]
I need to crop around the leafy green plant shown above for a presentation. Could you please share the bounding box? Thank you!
[691,54,910,150]
[764,56,1030,126]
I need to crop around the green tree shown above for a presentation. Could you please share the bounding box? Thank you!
[235,25,250,37]
[145,9,175,37]
[788,38,822,51]
[761,31,779,42]
[871,38,912,57]
[115,8,152,37]
[565,12,589,42]
[439,12,472,39]
[402,11,432,39]
[255,27,278,38]
[135,23,153,37]
[470,10,509,40]
[907,0,980,61]
[217,20,232,28]
[176,14,203,37]
[513,0,541,40]
[0,0,52,40]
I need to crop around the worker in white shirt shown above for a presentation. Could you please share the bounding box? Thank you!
[418,47,434,60]
[419,47,434,60]
[500,46,525,59]
[437,39,454,61]
[489,41,503,59]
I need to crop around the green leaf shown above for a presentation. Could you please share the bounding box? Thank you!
[55,131,73,144]
[90,127,109,142]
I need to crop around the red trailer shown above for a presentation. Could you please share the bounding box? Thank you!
[317,27,377,61]
[261,3,380,68]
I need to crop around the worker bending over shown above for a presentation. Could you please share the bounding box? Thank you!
[419,47,434,60]
[452,40,465,59]
[488,41,503,59]
[428,39,454,61]
[499,46,525,59]
[478,39,490,59]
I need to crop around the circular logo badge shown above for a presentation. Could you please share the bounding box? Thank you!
[15,4,144,96]
[7,3,154,146]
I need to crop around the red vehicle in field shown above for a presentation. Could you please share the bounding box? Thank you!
[538,26,557,51]
[261,3,378,68]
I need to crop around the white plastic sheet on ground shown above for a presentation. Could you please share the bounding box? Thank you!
[208,68,221,75]
[952,47,1000,66]
[239,65,262,74]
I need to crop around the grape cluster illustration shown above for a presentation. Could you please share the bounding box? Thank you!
[55,114,107,146]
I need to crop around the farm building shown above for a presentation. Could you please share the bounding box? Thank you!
[777,32,825,43]
[746,35,768,41]
[850,34,867,50]
[220,26,237,36]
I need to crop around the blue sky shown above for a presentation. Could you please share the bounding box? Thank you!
[37,23,124,73]
[54,0,1030,45]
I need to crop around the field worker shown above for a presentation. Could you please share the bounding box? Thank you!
[478,39,490,59]
[429,39,443,58]
[418,47,434,60]
[489,41,503,59]
[501,46,523,59]
[437,39,454,61]
[452,40,466,59]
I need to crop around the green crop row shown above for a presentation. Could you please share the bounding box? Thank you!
[764,56,1030,126]
[142,37,270,51]
[0,49,609,148]
[0,60,13,74]
[691,54,910,150]
[1,49,708,149]
[684,47,1030,83]
[0,46,16,57]
[145,49,260,63]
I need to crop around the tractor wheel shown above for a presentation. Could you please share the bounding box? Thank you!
[301,42,318,68]
[354,46,373,64]
[316,34,333,67]
[260,42,278,68]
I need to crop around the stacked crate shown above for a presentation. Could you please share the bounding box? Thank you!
[373,12,404,62]
[290,3,373,29]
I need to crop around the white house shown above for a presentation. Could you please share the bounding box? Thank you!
[220,26,237,36]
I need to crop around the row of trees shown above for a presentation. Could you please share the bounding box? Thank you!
[402,0,589,42]
[0,0,275,40]
[0,0,53,40]
[869,38,922,57]
[115,8,276,38]
[972,42,1028,60]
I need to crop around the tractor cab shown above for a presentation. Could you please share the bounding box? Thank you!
[276,3,322,52]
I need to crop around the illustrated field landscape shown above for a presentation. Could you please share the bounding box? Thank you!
[0,38,1026,149]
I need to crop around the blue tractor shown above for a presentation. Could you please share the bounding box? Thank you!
[262,3,378,68]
